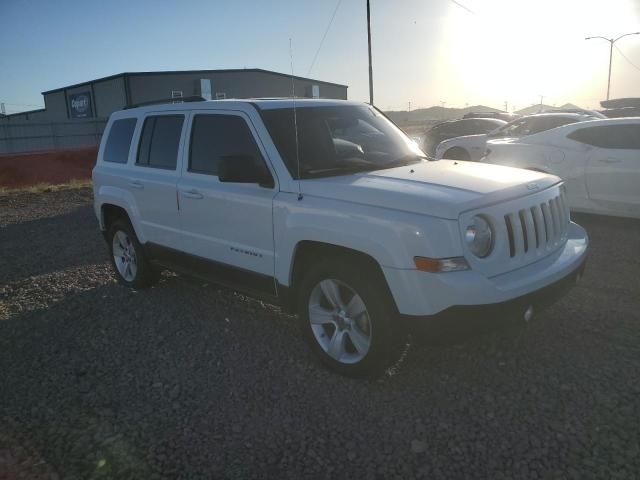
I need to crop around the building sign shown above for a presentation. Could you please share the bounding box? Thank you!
[69,91,93,119]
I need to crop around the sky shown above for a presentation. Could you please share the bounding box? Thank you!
[1,0,639,114]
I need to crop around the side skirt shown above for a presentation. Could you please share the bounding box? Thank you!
[143,242,281,305]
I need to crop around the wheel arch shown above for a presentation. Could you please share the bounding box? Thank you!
[280,240,397,314]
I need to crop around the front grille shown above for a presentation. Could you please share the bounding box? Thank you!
[503,190,569,259]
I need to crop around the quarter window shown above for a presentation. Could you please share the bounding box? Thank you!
[568,124,640,149]
[188,115,264,176]
[136,115,184,169]
[103,118,137,163]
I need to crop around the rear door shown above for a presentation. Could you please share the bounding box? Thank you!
[581,124,640,215]
[127,112,186,249]
[176,110,278,291]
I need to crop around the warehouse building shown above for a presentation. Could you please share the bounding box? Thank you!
[1,68,348,123]
[0,68,348,153]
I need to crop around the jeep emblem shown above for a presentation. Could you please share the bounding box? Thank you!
[526,182,539,190]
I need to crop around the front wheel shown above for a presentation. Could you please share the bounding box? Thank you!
[297,258,405,377]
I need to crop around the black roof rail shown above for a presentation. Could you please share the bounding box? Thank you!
[124,95,206,109]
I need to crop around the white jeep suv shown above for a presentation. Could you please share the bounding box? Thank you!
[92,98,588,376]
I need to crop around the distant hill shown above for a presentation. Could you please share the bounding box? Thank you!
[515,103,585,115]
[385,105,502,126]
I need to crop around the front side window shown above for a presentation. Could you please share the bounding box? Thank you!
[568,124,640,149]
[189,114,265,175]
[261,105,425,179]
[103,118,137,163]
[136,115,184,169]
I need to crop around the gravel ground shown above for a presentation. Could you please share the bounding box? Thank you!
[1,187,639,479]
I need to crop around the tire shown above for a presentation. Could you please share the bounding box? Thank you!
[443,147,471,161]
[297,256,405,377]
[107,218,158,289]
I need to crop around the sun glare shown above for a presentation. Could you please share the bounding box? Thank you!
[440,0,639,108]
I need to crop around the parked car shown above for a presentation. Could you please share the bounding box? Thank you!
[421,118,506,158]
[463,111,520,122]
[92,99,588,376]
[435,112,602,161]
[482,118,640,219]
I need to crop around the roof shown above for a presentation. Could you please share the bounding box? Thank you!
[41,68,348,95]
[115,98,362,117]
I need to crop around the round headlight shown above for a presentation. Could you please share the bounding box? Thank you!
[465,215,494,258]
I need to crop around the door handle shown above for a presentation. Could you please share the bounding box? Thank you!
[129,180,144,189]
[599,158,621,164]
[181,188,203,199]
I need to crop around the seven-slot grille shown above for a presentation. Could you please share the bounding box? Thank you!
[503,189,570,259]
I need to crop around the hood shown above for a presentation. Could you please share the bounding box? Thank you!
[300,160,560,219]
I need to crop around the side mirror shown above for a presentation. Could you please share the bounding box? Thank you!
[218,155,274,188]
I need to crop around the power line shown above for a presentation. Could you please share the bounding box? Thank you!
[307,0,343,75]
[448,0,475,15]
[614,44,640,72]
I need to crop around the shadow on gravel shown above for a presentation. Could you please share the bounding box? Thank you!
[0,205,105,284]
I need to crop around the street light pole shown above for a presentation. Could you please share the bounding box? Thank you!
[585,32,640,100]
[366,0,374,105]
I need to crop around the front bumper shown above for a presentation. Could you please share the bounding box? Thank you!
[383,221,588,316]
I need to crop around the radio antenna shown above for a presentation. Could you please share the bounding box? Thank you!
[289,38,303,201]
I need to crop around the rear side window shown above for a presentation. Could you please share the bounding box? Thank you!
[188,115,264,176]
[103,118,137,163]
[136,115,184,169]
[568,124,640,149]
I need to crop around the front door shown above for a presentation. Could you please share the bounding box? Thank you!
[176,111,278,293]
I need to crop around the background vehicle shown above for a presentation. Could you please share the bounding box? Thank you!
[463,111,520,122]
[93,98,588,377]
[421,118,506,158]
[435,112,602,161]
[482,118,640,218]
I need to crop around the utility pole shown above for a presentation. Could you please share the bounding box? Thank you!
[408,101,411,112]
[586,32,640,100]
[440,101,446,120]
[504,101,508,112]
[539,95,544,113]
[366,0,374,105]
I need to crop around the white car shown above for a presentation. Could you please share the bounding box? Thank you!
[435,113,602,161]
[482,118,640,219]
[92,98,588,376]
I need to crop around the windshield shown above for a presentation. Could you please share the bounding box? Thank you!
[261,105,426,179]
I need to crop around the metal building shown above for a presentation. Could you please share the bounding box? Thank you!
[1,68,348,123]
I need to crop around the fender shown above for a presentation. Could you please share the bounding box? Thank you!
[95,185,146,243]
[273,193,462,287]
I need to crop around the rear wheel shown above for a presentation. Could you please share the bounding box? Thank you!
[443,147,471,161]
[107,218,158,289]
[297,257,405,377]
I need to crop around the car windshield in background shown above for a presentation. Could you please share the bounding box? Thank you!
[261,105,426,179]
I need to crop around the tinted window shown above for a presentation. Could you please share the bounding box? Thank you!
[103,118,137,163]
[472,119,505,134]
[530,117,577,135]
[568,124,640,149]
[189,115,264,175]
[136,115,184,169]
